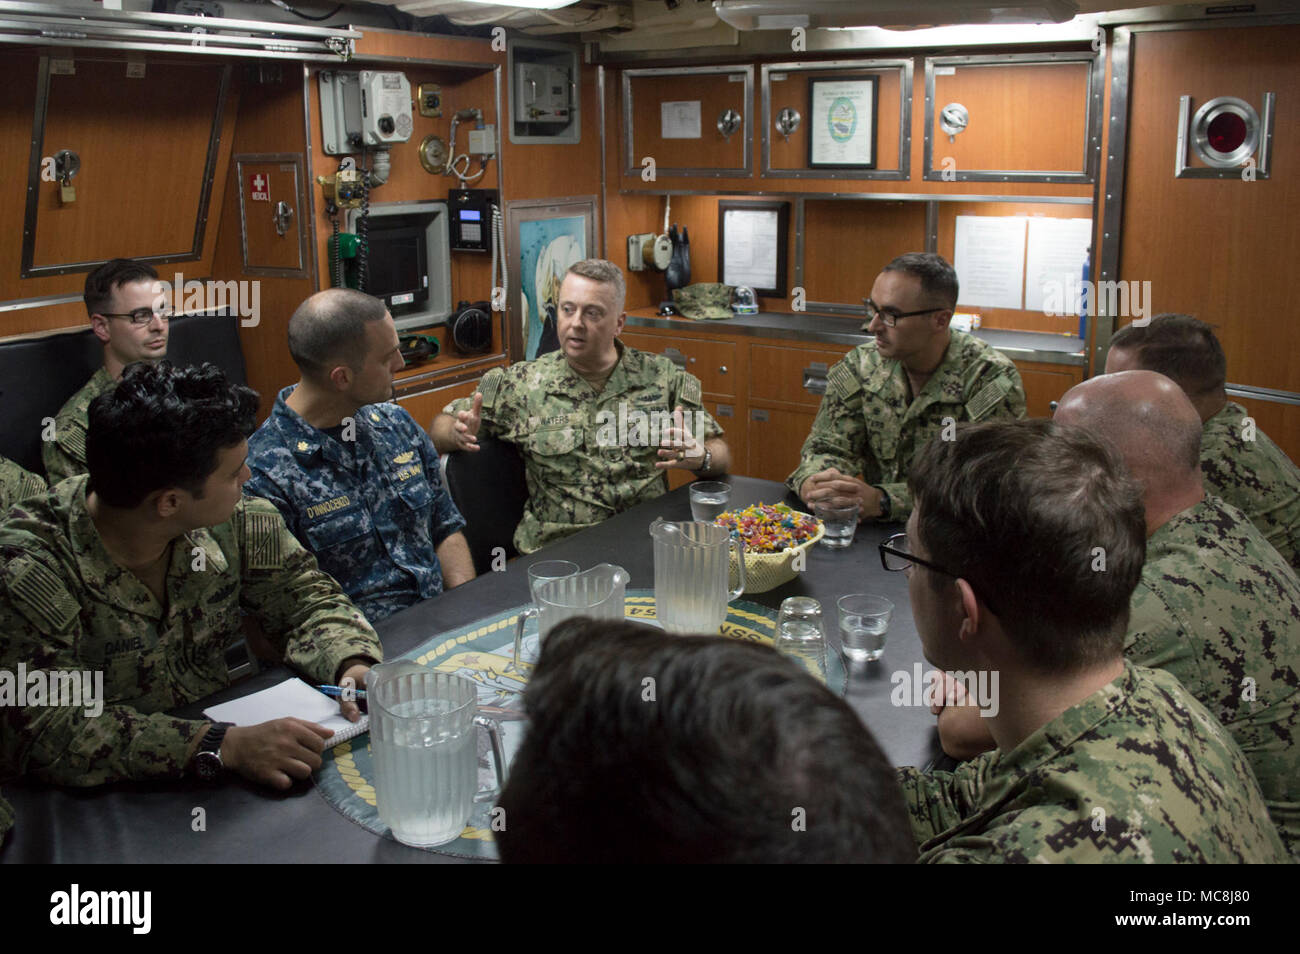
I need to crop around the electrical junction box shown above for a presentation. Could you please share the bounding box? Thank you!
[515,63,571,122]
[319,70,413,154]
[468,125,497,156]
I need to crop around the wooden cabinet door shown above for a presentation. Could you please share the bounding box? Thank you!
[1013,360,1084,419]
[396,375,491,432]
[749,342,853,408]
[746,405,816,485]
[621,330,738,398]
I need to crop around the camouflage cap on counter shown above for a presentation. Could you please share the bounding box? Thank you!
[672,283,734,320]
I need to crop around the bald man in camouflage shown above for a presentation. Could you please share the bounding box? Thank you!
[897,419,1285,862]
[1107,314,1300,572]
[789,253,1025,523]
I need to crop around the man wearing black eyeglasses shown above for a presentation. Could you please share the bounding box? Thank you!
[43,258,171,485]
[788,252,1024,522]
[892,420,1285,863]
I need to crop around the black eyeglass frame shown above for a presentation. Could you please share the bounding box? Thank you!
[97,308,173,326]
[878,531,1001,616]
[861,298,948,328]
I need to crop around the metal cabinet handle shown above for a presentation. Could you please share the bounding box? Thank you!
[719,365,728,374]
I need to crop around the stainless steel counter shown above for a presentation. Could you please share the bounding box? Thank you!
[624,310,1088,368]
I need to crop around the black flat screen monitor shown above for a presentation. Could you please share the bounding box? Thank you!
[365,219,429,314]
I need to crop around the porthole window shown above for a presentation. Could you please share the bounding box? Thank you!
[1191,96,1260,168]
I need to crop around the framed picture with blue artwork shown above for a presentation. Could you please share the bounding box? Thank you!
[808,76,877,169]
[506,196,599,360]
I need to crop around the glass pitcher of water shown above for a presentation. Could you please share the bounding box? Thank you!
[511,563,630,670]
[368,662,507,848]
[650,518,745,634]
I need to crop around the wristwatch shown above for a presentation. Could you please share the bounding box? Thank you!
[193,722,233,781]
[876,488,892,520]
[695,447,713,474]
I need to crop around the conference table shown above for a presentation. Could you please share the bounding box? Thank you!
[0,476,941,864]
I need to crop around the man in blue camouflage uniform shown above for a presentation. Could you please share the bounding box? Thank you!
[246,288,473,622]
[788,253,1025,523]
[892,420,1286,862]
[0,362,382,790]
[433,260,729,554]
[1107,314,1300,572]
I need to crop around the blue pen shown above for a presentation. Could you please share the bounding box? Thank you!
[317,684,367,701]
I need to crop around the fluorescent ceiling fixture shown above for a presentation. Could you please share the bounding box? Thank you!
[712,0,1078,30]
[456,0,582,8]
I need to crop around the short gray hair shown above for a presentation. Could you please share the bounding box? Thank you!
[566,258,626,309]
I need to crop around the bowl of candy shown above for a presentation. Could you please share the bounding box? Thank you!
[714,502,824,593]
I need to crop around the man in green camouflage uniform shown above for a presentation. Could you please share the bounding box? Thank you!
[788,253,1025,522]
[0,455,45,511]
[0,362,382,789]
[434,259,728,554]
[43,258,171,484]
[1108,313,1300,572]
[1055,371,1300,856]
[892,420,1286,862]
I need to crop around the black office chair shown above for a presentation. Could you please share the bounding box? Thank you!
[444,435,528,576]
[0,312,248,474]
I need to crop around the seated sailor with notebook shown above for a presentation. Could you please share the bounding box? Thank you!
[0,362,383,791]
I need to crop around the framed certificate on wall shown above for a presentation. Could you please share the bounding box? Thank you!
[808,77,878,169]
[718,200,789,298]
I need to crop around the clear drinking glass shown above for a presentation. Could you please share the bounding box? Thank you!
[814,500,860,549]
[837,594,893,663]
[689,481,731,522]
[773,596,827,683]
[508,560,580,673]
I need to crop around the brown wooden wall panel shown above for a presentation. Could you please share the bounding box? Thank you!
[211,66,314,421]
[1233,397,1300,468]
[353,27,497,64]
[932,62,1090,174]
[1119,25,1300,409]
[501,60,600,202]
[937,201,1092,335]
[0,51,236,337]
[768,68,903,173]
[803,200,925,305]
[32,60,226,267]
[1013,358,1084,419]
[627,72,748,171]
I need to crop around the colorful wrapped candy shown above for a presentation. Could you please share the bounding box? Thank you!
[714,502,821,554]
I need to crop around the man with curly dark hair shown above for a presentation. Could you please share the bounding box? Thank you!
[0,362,383,790]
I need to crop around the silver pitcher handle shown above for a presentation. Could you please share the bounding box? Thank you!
[472,715,508,802]
[728,532,746,600]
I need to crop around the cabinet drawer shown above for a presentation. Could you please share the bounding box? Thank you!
[621,331,737,398]
[749,343,853,408]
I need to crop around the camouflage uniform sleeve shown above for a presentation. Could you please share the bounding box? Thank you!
[446,366,512,440]
[895,762,985,850]
[41,432,83,487]
[234,498,383,684]
[0,555,208,785]
[787,355,869,496]
[0,790,11,839]
[668,367,723,439]
[965,356,1027,423]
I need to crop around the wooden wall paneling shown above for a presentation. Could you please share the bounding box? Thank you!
[352,27,495,64]
[750,342,854,407]
[802,200,926,306]
[936,200,1092,335]
[931,61,1091,174]
[1231,397,1300,468]
[211,64,313,421]
[500,57,601,201]
[1012,358,1084,419]
[1119,26,1300,404]
[627,71,748,172]
[767,67,903,174]
[0,51,237,336]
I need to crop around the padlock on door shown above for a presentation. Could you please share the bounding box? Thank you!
[53,149,80,204]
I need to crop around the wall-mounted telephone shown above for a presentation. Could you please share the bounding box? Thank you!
[449,189,497,252]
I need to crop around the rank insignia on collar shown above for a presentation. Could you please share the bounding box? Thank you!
[297,441,309,452]
[393,451,415,464]
[370,412,381,422]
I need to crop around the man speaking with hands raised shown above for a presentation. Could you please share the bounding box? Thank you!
[433,259,729,553]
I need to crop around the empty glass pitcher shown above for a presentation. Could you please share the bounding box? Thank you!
[650,518,745,634]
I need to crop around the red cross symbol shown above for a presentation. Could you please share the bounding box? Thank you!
[249,173,270,202]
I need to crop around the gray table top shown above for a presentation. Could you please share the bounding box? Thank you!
[0,476,939,864]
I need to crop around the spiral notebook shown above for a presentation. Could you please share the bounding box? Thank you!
[203,677,369,746]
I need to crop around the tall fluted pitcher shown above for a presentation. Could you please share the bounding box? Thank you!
[650,518,745,634]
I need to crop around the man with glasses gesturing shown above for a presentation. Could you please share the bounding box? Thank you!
[788,253,1025,522]
[43,259,171,485]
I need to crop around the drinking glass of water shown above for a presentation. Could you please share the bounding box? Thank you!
[689,481,731,522]
[837,594,893,663]
[774,596,827,684]
[814,500,859,549]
